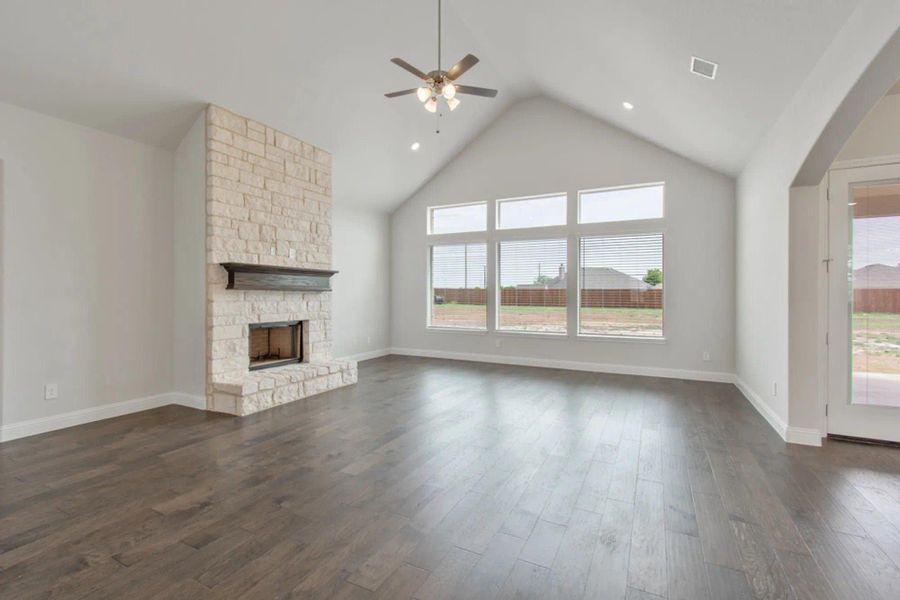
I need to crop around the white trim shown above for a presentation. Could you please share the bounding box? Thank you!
[786,427,824,447]
[733,376,789,442]
[0,392,207,443]
[338,348,391,362]
[829,153,900,171]
[389,346,733,383]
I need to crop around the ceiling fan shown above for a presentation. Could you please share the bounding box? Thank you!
[384,0,498,113]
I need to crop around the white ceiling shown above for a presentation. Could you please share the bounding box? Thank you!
[0,1,861,210]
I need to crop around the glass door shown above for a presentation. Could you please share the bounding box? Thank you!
[828,164,900,441]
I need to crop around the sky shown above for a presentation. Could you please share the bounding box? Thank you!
[854,215,900,269]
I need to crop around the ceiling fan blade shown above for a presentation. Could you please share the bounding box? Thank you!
[454,84,498,98]
[390,58,429,80]
[384,88,418,98]
[445,54,479,81]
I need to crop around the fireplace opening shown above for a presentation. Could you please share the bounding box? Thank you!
[249,321,303,371]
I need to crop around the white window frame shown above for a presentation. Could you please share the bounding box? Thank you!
[424,183,667,341]
[495,235,570,336]
[577,181,666,225]
[427,241,489,332]
[427,201,488,235]
[496,192,568,231]
[576,231,666,341]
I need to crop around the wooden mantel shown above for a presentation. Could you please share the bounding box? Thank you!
[221,263,338,292]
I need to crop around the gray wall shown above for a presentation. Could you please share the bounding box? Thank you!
[391,97,736,378]
[173,112,207,398]
[333,204,391,359]
[0,100,175,425]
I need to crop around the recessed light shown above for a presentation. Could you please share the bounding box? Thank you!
[622,101,634,111]
[410,142,421,151]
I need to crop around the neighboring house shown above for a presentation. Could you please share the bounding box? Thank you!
[853,264,900,288]
[518,265,654,290]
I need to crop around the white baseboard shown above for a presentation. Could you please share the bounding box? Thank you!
[732,376,823,446]
[786,426,824,446]
[338,348,391,363]
[0,392,207,443]
[389,347,735,383]
[733,376,788,441]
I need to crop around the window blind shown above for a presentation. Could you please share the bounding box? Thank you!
[579,234,663,337]
[430,243,487,329]
[497,238,568,333]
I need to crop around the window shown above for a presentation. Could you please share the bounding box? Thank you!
[579,183,664,224]
[579,234,663,337]
[429,202,487,234]
[430,243,487,329]
[498,238,568,333]
[497,194,567,229]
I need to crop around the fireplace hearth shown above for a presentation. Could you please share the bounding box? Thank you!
[249,321,303,371]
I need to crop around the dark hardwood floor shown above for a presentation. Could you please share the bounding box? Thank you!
[1,356,899,599]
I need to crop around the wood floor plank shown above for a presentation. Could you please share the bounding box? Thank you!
[413,545,479,600]
[0,356,895,599]
[627,478,667,597]
[666,531,710,600]
[518,518,567,568]
[582,499,633,600]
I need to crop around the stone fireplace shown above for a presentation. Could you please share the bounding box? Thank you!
[205,105,357,416]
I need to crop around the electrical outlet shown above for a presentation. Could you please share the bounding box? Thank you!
[495,339,502,348]
[289,248,296,259]
[702,351,711,362]
[366,335,372,344]
[269,246,276,255]
[44,383,58,400]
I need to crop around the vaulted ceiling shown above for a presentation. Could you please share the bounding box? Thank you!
[0,1,862,210]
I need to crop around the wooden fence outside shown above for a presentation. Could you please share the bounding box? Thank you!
[434,288,663,309]
[854,289,900,313]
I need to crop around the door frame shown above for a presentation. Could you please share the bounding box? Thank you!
[826,163,900,442]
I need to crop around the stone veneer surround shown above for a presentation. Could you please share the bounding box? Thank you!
[205,105,356,416]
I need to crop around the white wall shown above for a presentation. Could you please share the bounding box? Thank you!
[172,112,206,397]
[735,2,900,432]
[391,97,735,378]
[788,184,827,435]
[836,92,900,162]
[0,101,175,426]
[332,204,391,359]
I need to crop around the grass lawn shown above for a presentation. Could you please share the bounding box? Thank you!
[853,312,900,374]
[432,303,663,336]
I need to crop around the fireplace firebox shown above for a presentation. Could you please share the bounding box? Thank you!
[248,321,303,371]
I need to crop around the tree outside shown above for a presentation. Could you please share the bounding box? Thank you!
[643,268,663,287]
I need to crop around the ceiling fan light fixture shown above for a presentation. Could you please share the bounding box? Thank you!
[424,97,438,113]
[447,96,460,111]
[416,87,431,102]
[442,83,456,100]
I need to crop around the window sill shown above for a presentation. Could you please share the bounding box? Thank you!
[426,326,488,335]
[494,330,568,339]
[576,334,667,344]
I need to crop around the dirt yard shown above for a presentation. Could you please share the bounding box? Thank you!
[431,303,663,336]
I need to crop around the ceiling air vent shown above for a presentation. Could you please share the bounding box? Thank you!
[691,56,718,80]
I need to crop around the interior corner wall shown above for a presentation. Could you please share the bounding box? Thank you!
[390,97,736,378]
[0,101,176,427]
[173,111,207,397]
[332,204,391,359]
[735,3,900,436]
